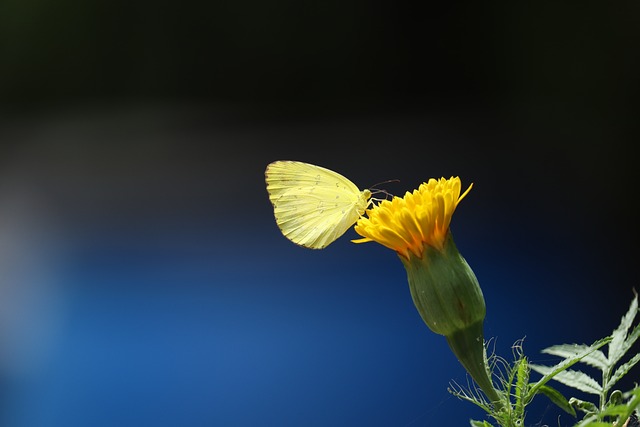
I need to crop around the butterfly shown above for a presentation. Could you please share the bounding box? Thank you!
[265,160,372,249]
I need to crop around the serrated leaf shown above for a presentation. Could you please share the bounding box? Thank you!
[530,365,602,395]
[608,353,640,390]
[616,323,640,366]
[609,292,639,365]
[542,344,609,370]
[526,338,609,402]
[537,384,576,416]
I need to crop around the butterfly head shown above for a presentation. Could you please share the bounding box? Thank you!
[356,189,373,215]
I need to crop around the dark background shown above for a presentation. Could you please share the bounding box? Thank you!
[1,2,639,426]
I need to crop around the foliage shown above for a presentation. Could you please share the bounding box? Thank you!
[451,292,640,427]
[530,291,640,427]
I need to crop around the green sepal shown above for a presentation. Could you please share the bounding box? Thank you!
[401,232,486,336]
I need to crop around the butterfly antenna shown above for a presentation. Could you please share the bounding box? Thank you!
[370,190,394,204]
[369,179,399,202]
[369,178,400,188]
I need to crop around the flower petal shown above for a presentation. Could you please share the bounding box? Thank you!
[353,177,472,258]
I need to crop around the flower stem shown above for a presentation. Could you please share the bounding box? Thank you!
[445,320,503,410]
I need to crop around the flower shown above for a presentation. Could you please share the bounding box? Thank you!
[353,176,502,406]
[352,176,483,337]
[352,177,473,259]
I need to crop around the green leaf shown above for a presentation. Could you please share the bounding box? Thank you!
[608,353,640,390]
[526,338,609,402]
[616,323,640,366]
[536,384,576,416]
[574,422,614,427]
[623,385,640,401]
[570,397,598,415]
[594,405,637,427]
[599,403,634,417]
[530,365,602,395]
[515,356,529,416]
[470,420,493,427]
[609,292,639,365]
[614,387,640,427]
[587,388,640,427]
[608,390,623,406]
[542,344,609,370]
[573,414,599,427]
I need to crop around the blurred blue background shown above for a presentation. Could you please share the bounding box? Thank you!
[1,2,639,426]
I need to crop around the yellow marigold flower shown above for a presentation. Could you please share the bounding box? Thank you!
[352,177,473,259]
[352,176,502,406]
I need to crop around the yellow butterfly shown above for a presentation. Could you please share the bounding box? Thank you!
[265,160,372,249]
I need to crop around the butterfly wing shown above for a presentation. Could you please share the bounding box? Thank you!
[265,161,369,249]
